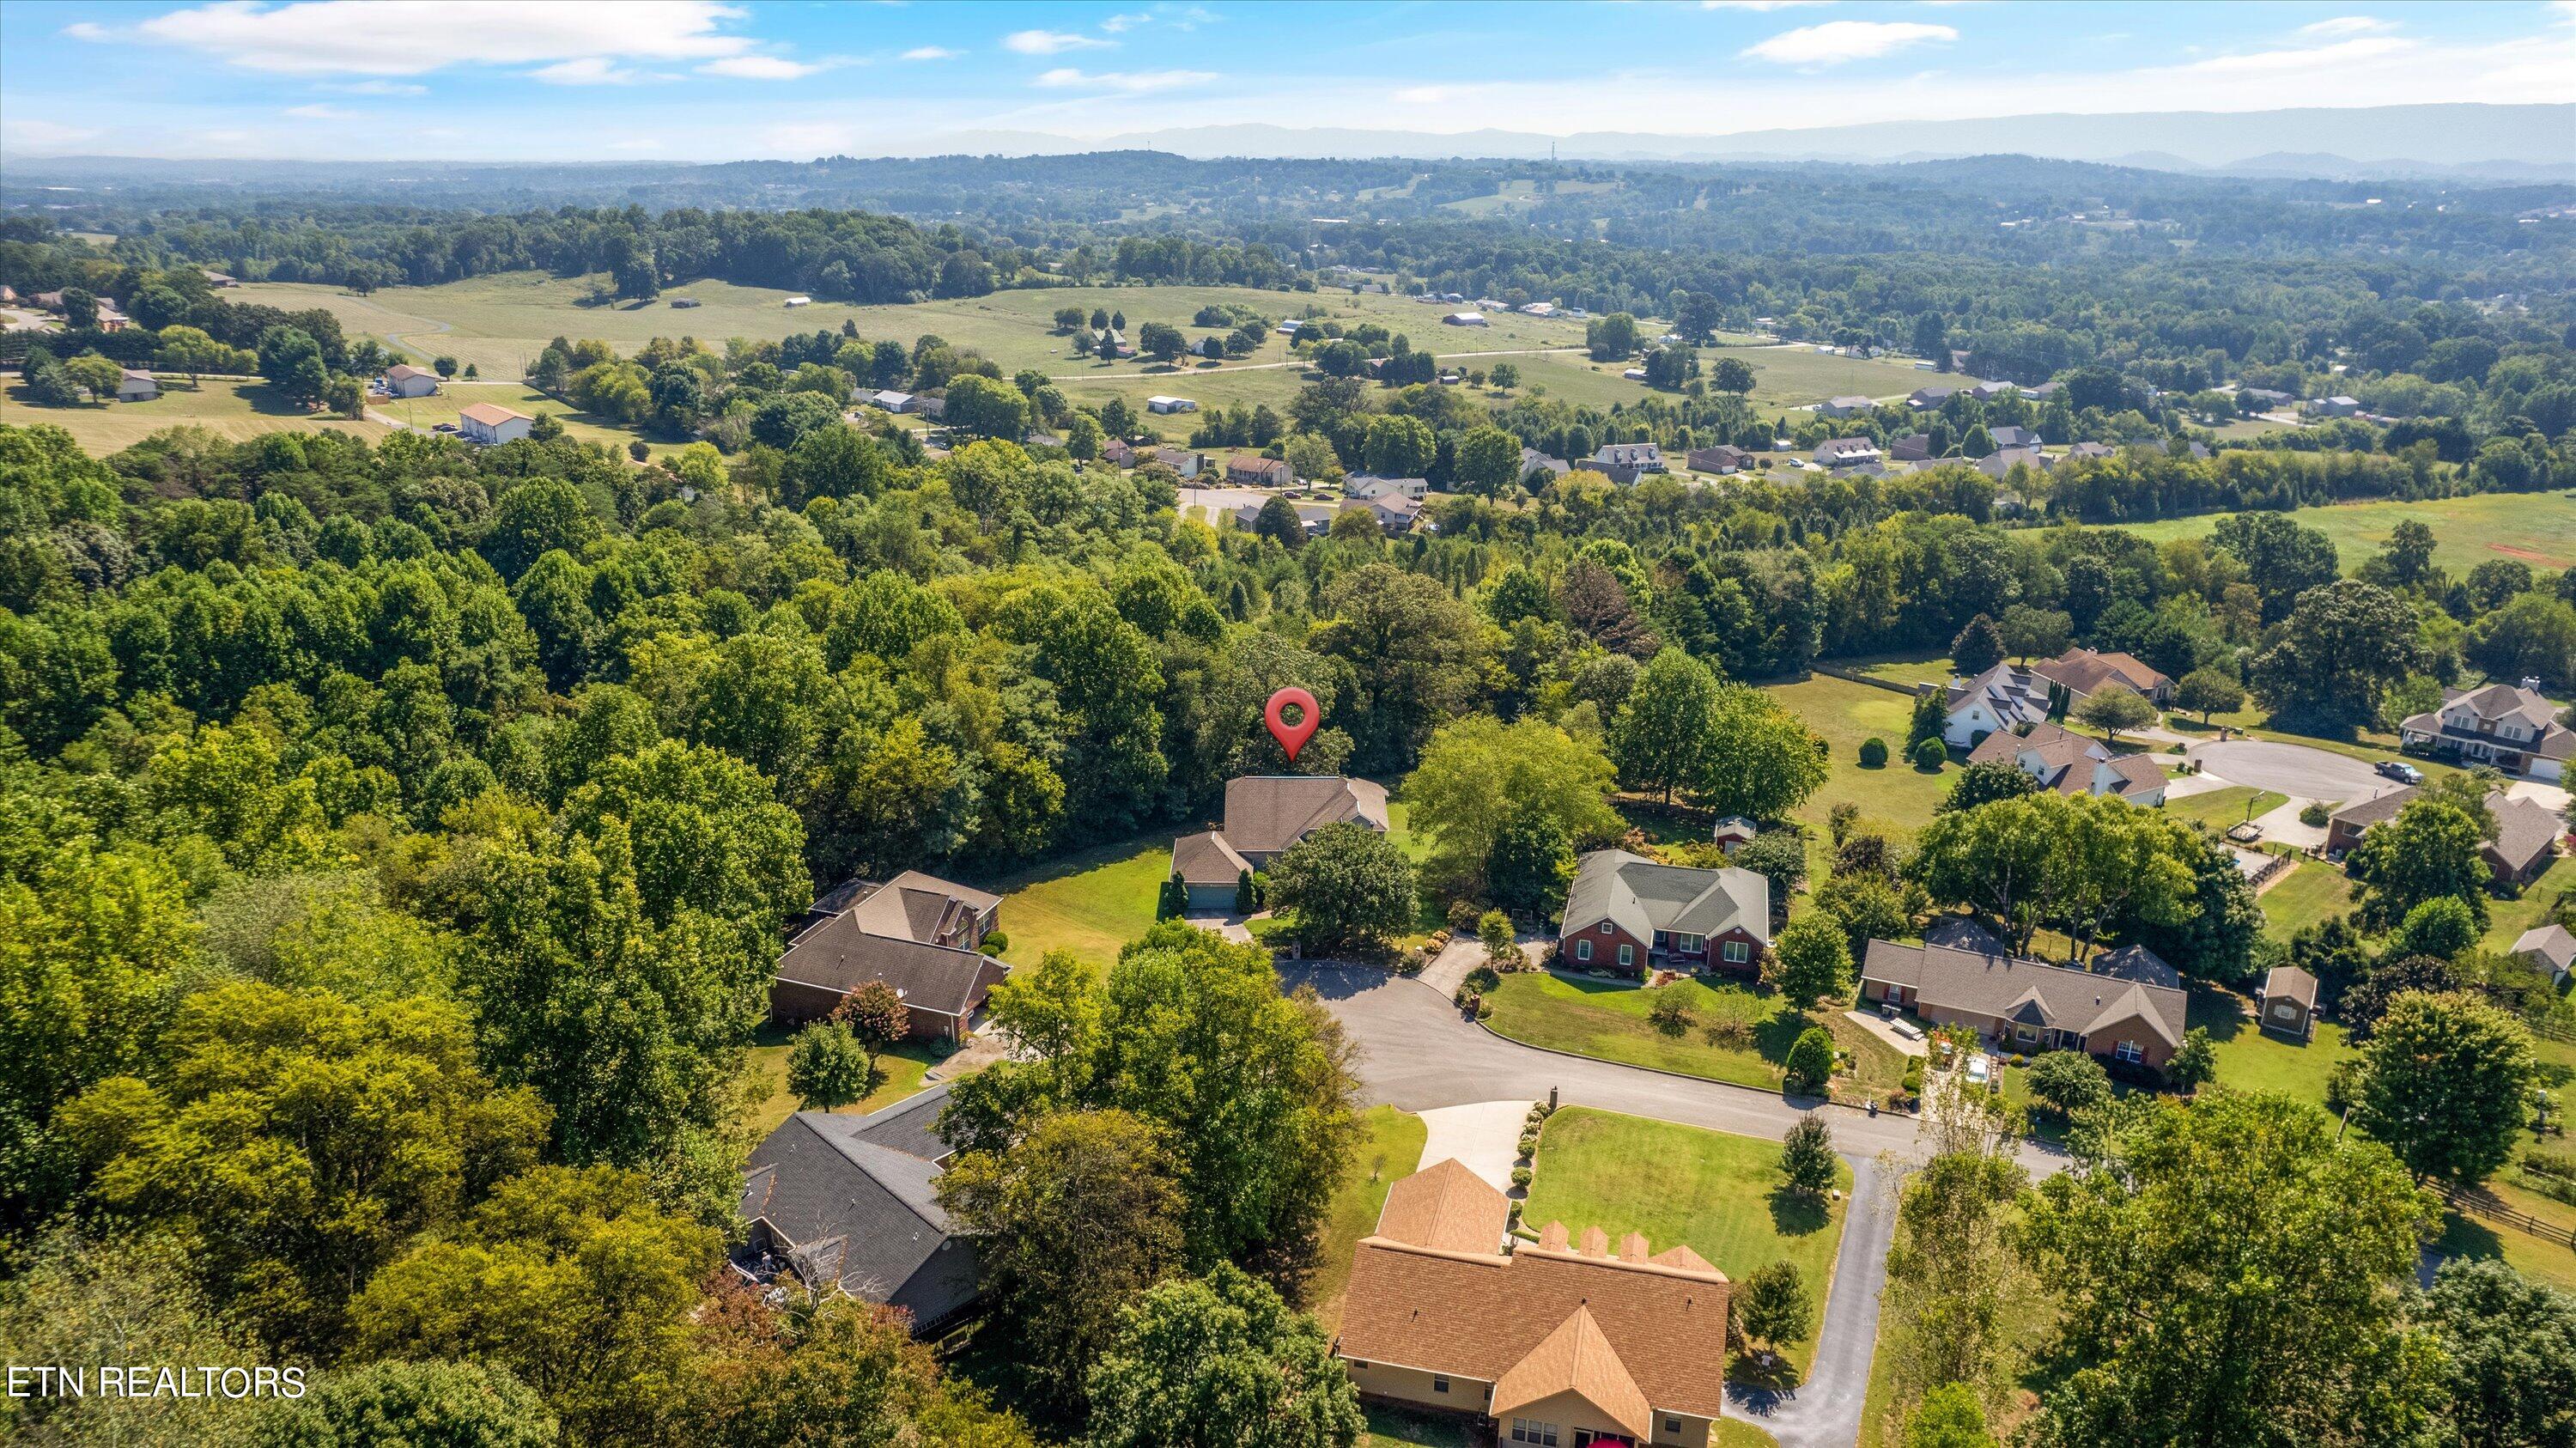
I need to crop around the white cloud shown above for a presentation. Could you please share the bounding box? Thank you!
[323,79,428,94]
[1,118,101,151]
[1100,12,1153,32]
[2300,15,2394,36]
[530,58,657,85]
[1005,28,1113,55]
[106,1,751,76]
[1032,67,1218,93]
[699,55,827,79]
[283,103,353,119]
[1742,20,1956,65]
[61,21,109,39]
[2177,34,2412,76]
[902,46,963,60]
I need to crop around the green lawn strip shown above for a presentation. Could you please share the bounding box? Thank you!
[1484,972,1804,1091]
[1361,1402,1473,1448]
[990,836,1172,977]
[1313,1106,1429,1337]
[2257,861,2356,943]
[2483,855,2576,953]
[2436,1179,2576,1295]
[1520,1107,1850,1380]
[2111,494,2576,577]
[1716,1421,1783,1448]
[2187,986,2354,1103]
[742,1028,937,1138]
[2164,786,2287,833]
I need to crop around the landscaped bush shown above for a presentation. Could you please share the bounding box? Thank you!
[1783,1026,1836,1092]
[1510,1167,1533,1189]
[979,928,1008,953]
[1474,997,1493,1020]
[1858,737,1890,768]
[1910,737,1946,770]
[1463,964,1502,995]
[2300,801,2330,827]
[1518,1131,1539,1158]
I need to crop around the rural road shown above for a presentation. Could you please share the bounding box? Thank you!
[1283,964,2063,1448]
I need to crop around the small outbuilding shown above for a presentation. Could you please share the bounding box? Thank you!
[2258,964,2318,1042]
[116,368,160,402]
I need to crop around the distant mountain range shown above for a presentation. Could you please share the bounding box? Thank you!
[930,104,2575,181]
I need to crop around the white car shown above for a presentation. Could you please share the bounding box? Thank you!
[1965,1052,1993,1086]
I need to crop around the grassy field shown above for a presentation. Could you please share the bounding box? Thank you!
[2257,861,2356,943]
[1761,674,1953,855]
[988,835,1172,978]
[2437,1181,2576,1294]
[1520,1108,1850,1378]
[2114,492,2576,576]
[393,380,685,460]
[2165,786,2287,833]
[1483,971,1910,1101]
[1313,1105,1429,1336]
[2188,987,2354,1102]
[2,376,392,450]
[2484,855,2575,953]
[741,1026,937,1137]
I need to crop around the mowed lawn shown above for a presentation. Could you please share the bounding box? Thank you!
[1520,1108,1850,1378]
[2437,1181,2576,1295]
[1483,971,1910,1101]
[402,380,685,460]
[2186,987,2354,1102]
[741,1028,938,1137]
[2257,860,2355,943]
[1761,673,1953,852]
[1312,1106,1429,1336]
[3,376,392,451]
[989,836,1171,978]
[2166,786,2287,833]
[2115,492,2576,576]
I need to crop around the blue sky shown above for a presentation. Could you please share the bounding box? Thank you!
[2,1,2570,160]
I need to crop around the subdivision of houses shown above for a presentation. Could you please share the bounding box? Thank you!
[1857,937,2190,1069]
[2397,680,2572,782]
[736,1084,981,1332]
[767,873,1006,1041]
[1171,775,1391,911]
[1557,850,1771,976]
[1965,720,2168,806]
[1334,1159,1733,1448]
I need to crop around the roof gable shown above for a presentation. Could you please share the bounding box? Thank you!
[1491,1307,1652,1436]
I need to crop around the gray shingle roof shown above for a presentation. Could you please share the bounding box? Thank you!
[1860,939,2188,1050]
[1562,850,1771,947]
[1220,775,1389,856]
[738,1084,980,1322]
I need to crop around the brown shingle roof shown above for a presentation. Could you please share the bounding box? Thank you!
[2030,648,2171,699]
[1374,1158,1510,1256]
[1220,775,1389,856]
[459,401,530,426]
[1490,1306,1652,1436]
[1860,939,2188,1049]
[2263,965,2318,1011]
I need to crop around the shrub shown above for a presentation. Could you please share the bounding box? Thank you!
[1702,1017,1754,1050]
[1518,1131,1539,1157]
[1910,737,1946,770]
[1783,1026,1836,1092]
[1648,992,1696,1038]
[1463,964,1502,995]
[1510,1167,1533,1189]
[2299,801,2330,827]
[1474,997,1493,1020]
[1858,737,1890,768]
[979,928,1008,952]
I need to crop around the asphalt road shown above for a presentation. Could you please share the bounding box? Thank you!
[1283,965,2060,1448]
[2185,739,2404,805]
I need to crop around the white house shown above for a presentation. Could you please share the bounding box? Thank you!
[382,363,440,399]
[1814,436,1884,469]
[1942,662,2051,748]
[1442,312,1488,327]
[1966,720,2169,806]
[2397,680,2572,782]
[1345,475,1428,501]
[459,401,534,445]
[116,368,160,402]
[866,390,917,413]
[1146,396,1198,415]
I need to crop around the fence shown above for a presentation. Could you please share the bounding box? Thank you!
[2439,1184,2576,1250]
[1809,662,1935,697]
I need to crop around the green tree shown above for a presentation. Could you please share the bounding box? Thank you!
[1904,1385,2002,1448]
[481,478,600,581]
[786,1019,875,1111]
[1084,1265,1362,1448]
[945,372,1030,441]
[1950,614,2005,675]
[1586,312,1643,361]
[2174,666,2246,722]
[0,1227,269,1448]
[256,1360,557,1448]
[1777,1111,1837,1203]
[2166,1026,2217,1093]
[1485,801,1577,919]
[2388,895,2481,962]
[1696,684,1832,818]
[1648,992,1695,1037]
[1768,910,1853,1009]
[1783,1025,1836,1092]
[1477,909,1517,966]
[938,1109,1187,1430]
[2018,1092,2444,1448]
[59,354,124,403]
[2022,1049,2112,1123]
[2075,684,2156,744]
[1939,760,2042,813]
[2354,989,2537,1187]
[351,1166,719,1446]
[1453,425,1521,495]
[1267,821,1418,956]
[1360,413,1436,478]
[1710,355,1756,393]
[1908,687,1950,751]
[2419,1256,2576,1448]
[2346,799,2491,934]
[833,978,911,1050]
[258,325,331,405]
[1735,1261,1814,1358]
[2249,580,2422,729]
[60,981,547,1351]
[1404,714,1619,895]
[1613,646,1722,804]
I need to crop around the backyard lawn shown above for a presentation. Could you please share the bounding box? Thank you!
[2436,1181,2576,1295]
[2187,987,2353,1103]
[990,836,1170,977]
[2257,861,2355,943]
[1761,673,1953,854]
[2165,785,2286,834]
[742,1028,937,1137]
[1520,1108,1850,1379]
[2485,855,2576,953]
[1313,1106,1428,1336]
[1482,971,1906,1101]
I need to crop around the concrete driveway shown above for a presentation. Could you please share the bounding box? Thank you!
[1416,1100,1534,1193]
[2184,739,2404,806]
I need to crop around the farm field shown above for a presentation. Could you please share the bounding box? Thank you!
[2113,492,2576,576]
[1,375,392,450]
[1519,1107,1850,1379]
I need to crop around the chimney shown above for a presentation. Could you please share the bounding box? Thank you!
[2523,677,2544,695]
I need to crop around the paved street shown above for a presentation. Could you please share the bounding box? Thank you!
[1285,965,2063,1448]
[2185,739,2404,805]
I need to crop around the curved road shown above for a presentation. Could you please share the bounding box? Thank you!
[1284,966,2054,1448]
[2185,739,2403,805]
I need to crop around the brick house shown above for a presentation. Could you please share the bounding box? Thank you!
[1558,850,1771,976]
[1857,938,2189,1070]
[769,873,1005,1042]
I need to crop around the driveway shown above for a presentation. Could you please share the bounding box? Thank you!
[1416,1100,1534,1193]
[2186,739,2404,807]
[1730,1155,1898,1448]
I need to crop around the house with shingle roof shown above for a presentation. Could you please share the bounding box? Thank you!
[458,401,532,445]
[1335,1159,1731,1447]
[737,1083,980,1330]
[1966,720,2168,806]
[1172,776,1390,911]
[2029,647,2174,706]
[1941,660,2052,749]
[2259,964,2318,1041]
[769,873,1006,1040]
[2398,681,2572,783]
[1814,436,1884,470]
[2326,786,2561,887]
[1820,395,1874,418]
[1558,849,1771,977]
[1587,441,1667,485]
[382,363,440,398]
[2512,924,2575,987]
[1859,938,2190,1069]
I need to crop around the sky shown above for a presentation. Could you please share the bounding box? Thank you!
[2,0,2571,161]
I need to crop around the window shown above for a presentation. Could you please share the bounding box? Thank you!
[1510,1421,1560,1447]
[1431,1375,1449,1395]
[2016,1025,2037,1043]
[1617,943,1634,967]
[1598,922,1614,935]
[1665,1421,1683,1436]
[1653,930,1668,947]
[1723,940,1750,964]
[1574,940,1592,963]
[2271,1002,2298,1022]
[2114,1040,2143,1064]
[1674,934,1703,954]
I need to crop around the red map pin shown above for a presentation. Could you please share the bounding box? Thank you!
[1264,686,1320,764]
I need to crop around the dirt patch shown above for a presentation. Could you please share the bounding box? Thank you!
[2490,543,2574,568]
